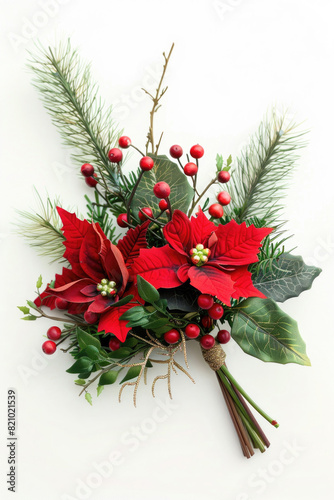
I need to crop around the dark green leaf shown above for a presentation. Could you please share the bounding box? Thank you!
[66,357,94,374]
[77,328,101,349]
[137,275,160,303]
[108,347,132,359]
[231,298,311,366]
[120,306,147,322]
[99,370,119,385]
[109,295,134,308]
[253,253,321,302]
[131,154,193,215]
[120,365,141,383]
[78,345,101,361]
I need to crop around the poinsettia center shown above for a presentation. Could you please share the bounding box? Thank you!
[96,278,117,297]
[189,244,211,267]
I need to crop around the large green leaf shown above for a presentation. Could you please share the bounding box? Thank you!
[253,253,321,302]
[77,328,101,350]
[131,154,193,214]
[231,297,311,366]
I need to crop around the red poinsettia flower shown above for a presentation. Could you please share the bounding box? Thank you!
[132,209,272,306]
[36,208,149,341]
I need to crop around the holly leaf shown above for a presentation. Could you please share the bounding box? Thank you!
[137,275,160,303]
[131,154,193,215]
[231,297,311,366]
[252,253,321,302]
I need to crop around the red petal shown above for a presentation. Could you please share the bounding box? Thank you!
[187,265,234,305]
[99,240,129,296]
[231,266,267,300]
[56,207,91,277]
[177,263,191,283]
[51,279,95,303]
[79,225,106,282]
[163,210,193,256]
[211,221,273,265]
[117,221,150,269]
[68,303,89,315]
[88,293,117,314]
[190,207,217,247]
[98,302,131,341]
[34,268,82,309]
[132,246,186,289]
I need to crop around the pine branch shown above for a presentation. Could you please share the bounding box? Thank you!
[225,111,307,231]
[15,191,66,264]
[28,39,122,190]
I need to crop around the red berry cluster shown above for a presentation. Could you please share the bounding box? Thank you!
[169,143,204,177]
[41,326,62,355]
[81,163,98,188]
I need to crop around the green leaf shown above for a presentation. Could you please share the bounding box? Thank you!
[66,357,94,374]
[97,385,104,396]
[137,275,160,303]
[77,328,101,349]
[74,379,86,386]
[85,392,92,405]
[216,154,224,171]
[120,365,141,383]
[108,347,133,359]
[26,300,39,311]
[18,306,30,315]
[231,298,311,366]
[78,345,101,361]
[99,370,119,385]
[36,275,43,289]
[120,306,147,322]
[110,294,134,308]
[131,154,193,215]
[21,315,38,321]
[253,253,321,302]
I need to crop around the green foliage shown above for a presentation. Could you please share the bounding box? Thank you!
[18,306,30,315]
[15,191,66,264]
[85,192,118,242]
[76,328,101,350]
[36,275,43,289]
[28,39,122,191]
[120,366,142,383]
[99,370,119,386]
[67,357,94,374]
[231,297,311,366]
[85,393,93,405]
[130,154,193,215]
[225,111,307,234]
[137,276,160,303]
[253,254,321,302]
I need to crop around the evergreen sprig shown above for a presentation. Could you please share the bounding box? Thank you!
[28,39,122,191]
[225,111,307,232]
[15,191,66,264]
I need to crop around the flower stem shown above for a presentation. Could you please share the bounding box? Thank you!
[220,365,279,427]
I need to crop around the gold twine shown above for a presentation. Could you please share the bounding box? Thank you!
[201,342,226,371]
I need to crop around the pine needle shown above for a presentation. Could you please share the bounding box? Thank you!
[15,191,66,264]
[28,39,122,190]
[225,110,307,231]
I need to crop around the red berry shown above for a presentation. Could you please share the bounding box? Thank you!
[169,145,183,159]
[109,338,121,351]
[81,163,94,177]
[200,335,215,350]
[218,170,230,183]
[117,214,128,228]
[190,145,204,159]
[84,311,98,324]
[185,324,200,339]
[201,316,213,329]
[217,329,231,344]
[85,174,98,187]
[209,203,224,218]
[108,148,123,163]
[158,199,168,211]
[139,156,154,171]
[118,136,131,148]
[138,207,153,221]
[217,191,231,206]
[42,340,57,355]
[47,326,61,341]
[208,303,224,320]
[197,294,214,310]
[55,297,68,310]
[164,329,180,344]
[184,162,198,177]
[153,182,171,199]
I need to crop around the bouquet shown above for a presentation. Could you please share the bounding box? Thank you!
[18,41,321,458]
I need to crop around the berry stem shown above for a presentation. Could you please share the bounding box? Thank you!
[219,365,279,427]
[187,178,217,217]
[166,196,173,220]
[129,144,146,157]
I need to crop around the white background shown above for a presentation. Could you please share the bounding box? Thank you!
[1,0,334,499]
